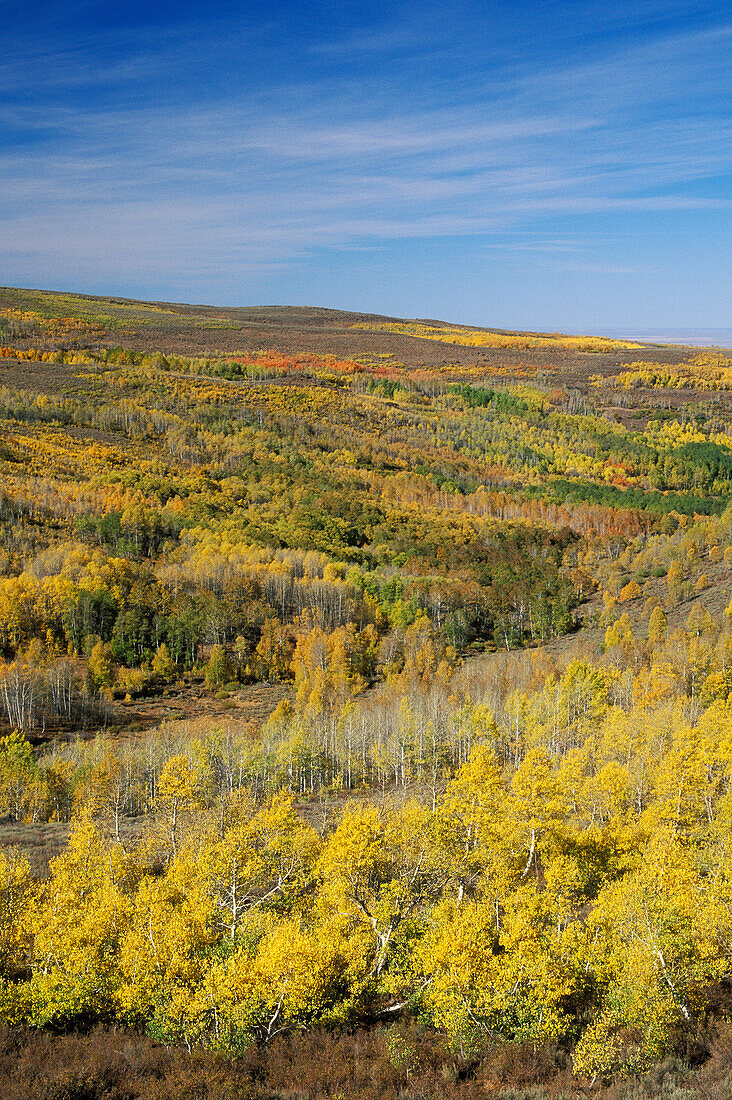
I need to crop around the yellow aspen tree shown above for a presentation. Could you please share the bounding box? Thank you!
[156,754,199,858]
[24,811,131,1028]
[648,605,668,647]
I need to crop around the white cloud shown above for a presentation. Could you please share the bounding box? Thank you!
[1,2,730,293]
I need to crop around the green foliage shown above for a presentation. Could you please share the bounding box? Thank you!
[448,382,531,416]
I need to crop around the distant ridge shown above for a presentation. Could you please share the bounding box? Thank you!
[591,327,732,348]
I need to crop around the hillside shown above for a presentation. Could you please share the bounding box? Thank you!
[0,283,704,366]
[1,286,732,1096]
[1,285,730,732]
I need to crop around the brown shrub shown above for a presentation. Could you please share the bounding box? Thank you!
[5,1020,732,1100]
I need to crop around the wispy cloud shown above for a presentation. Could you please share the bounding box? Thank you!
[1,1,730,322]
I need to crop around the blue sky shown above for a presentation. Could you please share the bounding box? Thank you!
[1,0,730,331]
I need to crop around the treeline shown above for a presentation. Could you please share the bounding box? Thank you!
[599,352,732,392]
[0,655,110,736]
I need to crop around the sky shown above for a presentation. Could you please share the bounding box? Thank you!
[1,0,731,333]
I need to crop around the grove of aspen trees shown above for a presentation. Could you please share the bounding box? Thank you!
[2,287,732,1094]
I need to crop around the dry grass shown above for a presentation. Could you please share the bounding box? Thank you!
[4,1020,732,1099]
[113,680,292,741]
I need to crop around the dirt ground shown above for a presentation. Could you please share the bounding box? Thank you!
[111,678,292,740]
